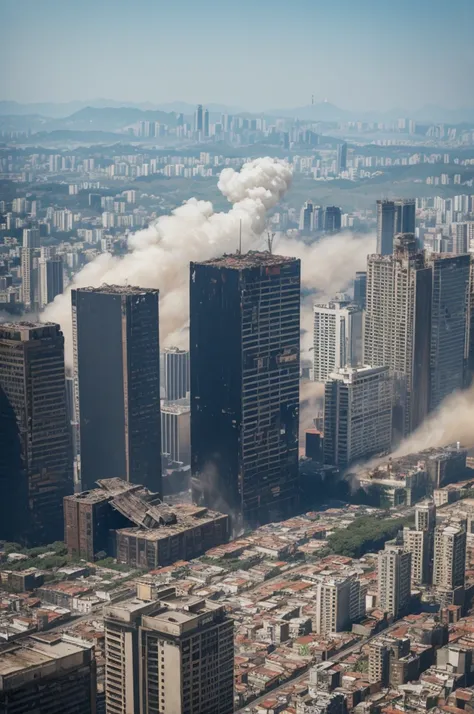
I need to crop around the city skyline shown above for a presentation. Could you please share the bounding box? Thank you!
[1,0,474,111]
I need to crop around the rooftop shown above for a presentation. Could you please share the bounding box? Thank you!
[74,283,159,295]
[161,400,190,415]
[0,634,92,679]
[196,250,297,270]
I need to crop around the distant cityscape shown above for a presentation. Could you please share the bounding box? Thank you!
[1,98,474,714]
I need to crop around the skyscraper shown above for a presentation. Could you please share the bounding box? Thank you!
[313,298,362,383]
[376,199,416,255]
[403,499,436,586]
[377,541,412,618]
[364,234,432,439]
[104,588,234,714]
[433,522,466,590]
[314,573,366,634]
[72,285,161,493]
[0,322,72,544]
[299,201,314,234]
[427,253,471,410]
[39,255,64,309]
[161,400,191,466]
[353,271,367,310]
[336,142,348,172]
[323,365,392,469]
[20,227,40,309]
[194,104,203,134]
[323,206,342,233]
[203,107,210,138]
[161,346,189,400]
[190,252,300,527]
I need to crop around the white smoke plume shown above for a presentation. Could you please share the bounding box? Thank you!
[393,383,474,456]
[299,380,324,443]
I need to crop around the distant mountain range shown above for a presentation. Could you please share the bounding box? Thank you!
[1,100,474,132]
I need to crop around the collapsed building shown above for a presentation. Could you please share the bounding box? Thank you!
[64,478,229,568]
[355,444,468,507]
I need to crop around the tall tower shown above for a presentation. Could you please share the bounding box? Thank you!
[336,142,348,172]
[20,227,40,309]
[39,255,64,309]
[353,271,367,310]
[72,285,161,494]
[433,522,466,590]
[0,322,72,544]
[194,104,203,134]
[377,541,412,618]
[427,253,471,410]
[364,234,432,439]
[203,108,210,138]
[161,346,189,400]
[323,365,392,469]
[190,252,300,528]
[313,298,362,383]
[376,200,416,256]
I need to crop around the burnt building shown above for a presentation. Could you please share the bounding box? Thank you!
[72,285,161,494]
[64,478,229,565]
[0,322,72,545]
[190,252,301,528]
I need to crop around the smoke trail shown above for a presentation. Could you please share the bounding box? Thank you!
[393,383,474,456]
[43,157,293,361]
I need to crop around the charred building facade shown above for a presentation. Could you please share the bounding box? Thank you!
[0,322,72,545]
[72,285,161,495]
[190,252,300,528]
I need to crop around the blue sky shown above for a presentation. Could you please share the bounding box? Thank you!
[1,0,473,110]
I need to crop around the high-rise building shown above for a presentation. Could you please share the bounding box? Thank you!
[0,322,72,544]
[377,541,412,617]
[427,253,471,410]
[313,298,362,383]
[161,400,191,465]
[203,108,210,138]
[313,573,366,634]
[104,588,234,714]
[39,256,64,309]
[336,142,348,172]
[72,285,161,494]
[0,634,96,714]
[323,206,342,233]
[403,501,436,587]
[299,201,314,233]
[376,199,416,255]
[323,366,392,469]
[353,271,367,310]
[415,499,436,532]
[160,346,189,400]
[364,235,432,439]
[194,104,203,133]
[20,227,40,309]
[451,222,469,254]
[190,252,300,527]
[433,522,466,590]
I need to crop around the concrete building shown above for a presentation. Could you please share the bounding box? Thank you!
[427,253,471,410]
[20,227,40,309]
[72,285,161,494]
[377,541,412,618]
[323,206,342,233]
[64,478,229,565]
[353,271,367,310]
[39,255,64,309]
[313,298,362,383]
[161,399,190,466]
[190,252,300,528]
[313,573,366,634]
[323,365,392,470]
[336,142,347,173]
[0,322,72,544]
[0,633,96,714]
[160,346,190,400]
[104,588,234,714]
[376,199,416,255]
[433,523,466,590]
[403,500,436,586]
[364,234,432,439]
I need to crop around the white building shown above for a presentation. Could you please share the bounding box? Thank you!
[313,298,362,383]
[377,541,411,617]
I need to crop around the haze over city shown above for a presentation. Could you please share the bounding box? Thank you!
[1,1,474,713]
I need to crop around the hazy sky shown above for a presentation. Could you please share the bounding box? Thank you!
[1,0,473,111]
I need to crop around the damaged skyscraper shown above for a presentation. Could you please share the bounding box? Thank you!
[190,252,301,528]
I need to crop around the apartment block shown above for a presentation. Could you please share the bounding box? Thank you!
[313,298,362,382]
[433,523,466,590]
[377,541,412,618]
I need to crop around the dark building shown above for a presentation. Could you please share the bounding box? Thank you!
[376,199,416,255]
[194,104,203,133]
[203,108,210,138]
[39,256,64,309]
[0,634,96,714]
[190,252,301,528]
[72,285,161,494]
[336,142,347,172]
[305,429,323,461]
[64,478,229,564]
[0,322,72,545]
[323,206,342,233]
[353,271,367,310]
